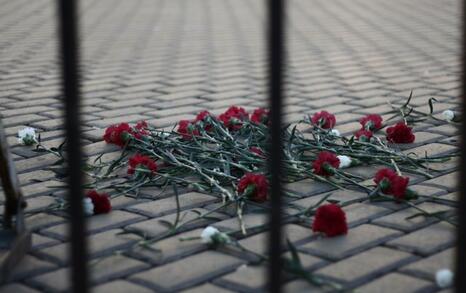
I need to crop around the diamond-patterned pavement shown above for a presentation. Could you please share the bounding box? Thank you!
[0,0,460,292]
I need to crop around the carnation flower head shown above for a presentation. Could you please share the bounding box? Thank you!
[337,155,352,168]
[218,106,248,130]
[374,168,410,199]
[311,111,336,129]
[103,122,148,147]
[386,122,415,143]
[128,153,157,176]
[250,147,264,157]
[237,173,268,202]
[312,204,348,237]
[313,151,340,176]
[250,108,269,125]
[195,110,213,131]
[18,127,37,145]
[200,226,231,245]
[177,120,200,140]
[330,129,340,137]
[435,269,453,288]
[355,129,373,141]
[83,198,94,216]
[442,110,455,122]
[86,190,112,214]
[360,114,383,131]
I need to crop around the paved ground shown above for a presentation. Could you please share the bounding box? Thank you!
[0,0,461,292]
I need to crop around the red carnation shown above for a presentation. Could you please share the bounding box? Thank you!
[135,120,148,131]
[355,129,373,141]
[250,147,264,157]
[311,111,336,129]
[103,123,132,147]
[374,168,409,199]
[312,204,347,237]
[103,122,148,147]
[386,122,415,143]
[195,110,213,131]
[177,120,200,140]
[250,108,269,125]
[360,114,383,131]
[195,110,211,122]
[218,106,248,130]
[237,173,268,202]
[128,153,157,175]
[86,190,112,214]
[313,151,340,176]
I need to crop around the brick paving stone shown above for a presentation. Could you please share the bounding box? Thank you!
[0,283,40,293]
[93,280,153,293]
[31,233,60,250]
[354,273,434,293]
[236,224,316,255]
[179,283,235,293]
[130,251,244,292]
[387,222,455,256]
[41,211,146,239]
[128,228,207,265]
[30,255,149,292]
[37,229,140,265]
[126,208,228,238]
[315,247,416,287]
[127,192,218,217]
[300,224,402,261]
[400,248,454,280]
[9,255,56,282]
[282,280,328,293]
[373,202,453,232]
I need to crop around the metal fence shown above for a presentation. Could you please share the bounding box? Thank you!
[56,0,464,292]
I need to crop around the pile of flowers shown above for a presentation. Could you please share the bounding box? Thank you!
[74,99,454,230]
[25,95,458,290]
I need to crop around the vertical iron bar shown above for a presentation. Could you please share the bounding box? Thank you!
[456,1,466,291]
[57,0,88,292]
[267,0,284,292]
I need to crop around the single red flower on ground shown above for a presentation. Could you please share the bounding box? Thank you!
[354,129,373,141]
[177,120,200,140]
[374,168,410,199]
[103,123,132,147]
[360,114,383,131]
[312,204,348,237]
[386,122,415,143]
[218,106,248,130]
[313,151,340,176]
[128,153,157,175]
[250,147,264,157]
[86,190,112,214]
[237,173,268,202]
[250,108,269,125]
[311,111,336,129]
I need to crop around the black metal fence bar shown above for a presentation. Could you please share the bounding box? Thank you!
[57,0,88,292]
[267,0,285,292]
[456,1,466,291]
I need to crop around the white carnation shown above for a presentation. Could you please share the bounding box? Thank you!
[442,110,455,121]
[337,155,352,168]
[83,198,94,216]
[17,127,37,145]
[200,226,220,243]
[435,269,453,288]
[330,129,341,137]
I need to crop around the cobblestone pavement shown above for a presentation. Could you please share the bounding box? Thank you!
[0,0,461,292]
